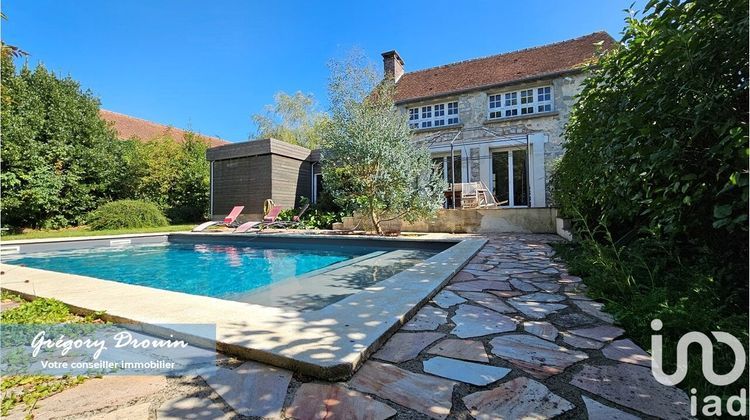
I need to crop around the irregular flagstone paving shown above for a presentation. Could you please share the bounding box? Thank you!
[571,298,615,323]
[450,303,517,338]
[571,363,691,419]
[602,338,652,367]
[446,279,511,292]
[523,320,559,341]
[582,396,641,420]
[287,383,397,420]
[561,331,606,349]
[373,331,444,363]
[158,396,230,420]
[200,360,292,418]
[426,338,489,362]
[462,376,574,419]
[569,325,625,342]
[349,361,455,419]
[400,304,448,331]
[490,334,589,378]
[456,291,516,313]
[18,234,690,420]
[423,356,511,386]
[509,278,538,291]
[515,291,567,302]
[508,298,567,319]
[431,290,466,308]
[553,312,600,328]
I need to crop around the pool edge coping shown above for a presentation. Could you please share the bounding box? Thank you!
[0,232,486,380]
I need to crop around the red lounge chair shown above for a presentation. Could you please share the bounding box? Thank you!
[192,205,244,232]
[234,205,284,233]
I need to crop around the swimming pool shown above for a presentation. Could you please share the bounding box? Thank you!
[3,235,445,310]
[1,232,485,379]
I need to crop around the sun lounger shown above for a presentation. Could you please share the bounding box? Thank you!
[234,205,284,233]
[192,205,244,232]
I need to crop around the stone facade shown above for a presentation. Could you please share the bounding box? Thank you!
[400,72,588,206]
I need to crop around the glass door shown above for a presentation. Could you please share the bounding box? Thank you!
[491,149,529,207]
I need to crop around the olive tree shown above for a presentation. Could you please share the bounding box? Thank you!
[321,52,446,234]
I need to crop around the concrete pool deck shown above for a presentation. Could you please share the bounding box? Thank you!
[0,231,486,380]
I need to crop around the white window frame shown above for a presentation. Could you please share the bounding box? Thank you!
[489,148,529,208]
[431,152,463,184]
[488,85,553,119]
[408,100,460,129]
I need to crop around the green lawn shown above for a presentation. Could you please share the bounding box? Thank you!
[0,224,196,241]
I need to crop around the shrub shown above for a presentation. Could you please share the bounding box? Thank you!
[274,198,345,229]
[166,205,206,224]
[86,200,168,230]
[552,0,748,400]
[0,55,128,229]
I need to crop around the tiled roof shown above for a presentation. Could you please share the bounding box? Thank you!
[99,109,230,147]
[394,32,616,104]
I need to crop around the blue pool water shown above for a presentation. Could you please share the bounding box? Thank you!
[6,242,371,300]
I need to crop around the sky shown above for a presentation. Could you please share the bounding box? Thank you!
[2,1,645,142]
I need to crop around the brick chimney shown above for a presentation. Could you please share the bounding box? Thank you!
[381,50,404,82]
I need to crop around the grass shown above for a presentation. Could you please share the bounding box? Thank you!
[1,292,105,417]
[0,224,195,241]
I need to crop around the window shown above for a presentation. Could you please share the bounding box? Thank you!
[447,102,459,125]
[520,89,534,114]
[488,85,553,119]
[537,86,552,112]
[408,108,419,129]
[407,101,459,129]
[488,94,503,119]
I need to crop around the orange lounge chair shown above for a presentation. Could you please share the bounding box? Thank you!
[192,205,244,232]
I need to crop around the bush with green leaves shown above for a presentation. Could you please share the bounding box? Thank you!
[118,133,210,223]
[553,0,748,294]
[0,51,211,231]
[273,197,345,229]
[552,0,748,399]
[0,56,129,229]
[86,200,168,230]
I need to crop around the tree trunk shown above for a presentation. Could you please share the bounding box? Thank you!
[370,210,383,235]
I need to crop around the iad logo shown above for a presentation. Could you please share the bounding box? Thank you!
[651,319,748,417]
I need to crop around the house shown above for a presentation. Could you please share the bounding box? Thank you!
[386,31,616,208]
[205,32,616,221]
[100,109,229,147]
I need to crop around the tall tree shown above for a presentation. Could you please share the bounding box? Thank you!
[321,52,446,234]
[251,91,329,149]
[0,56,126,229]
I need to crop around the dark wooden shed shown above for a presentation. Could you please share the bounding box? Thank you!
[206,138,320,220]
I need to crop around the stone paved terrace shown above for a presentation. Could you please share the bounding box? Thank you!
[5,234,691,419]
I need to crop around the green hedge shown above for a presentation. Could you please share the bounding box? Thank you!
[86,200,168,230]
[552,0,748,399]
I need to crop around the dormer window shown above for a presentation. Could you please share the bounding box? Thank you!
[489,85,553,119]
[407,101,460,129]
